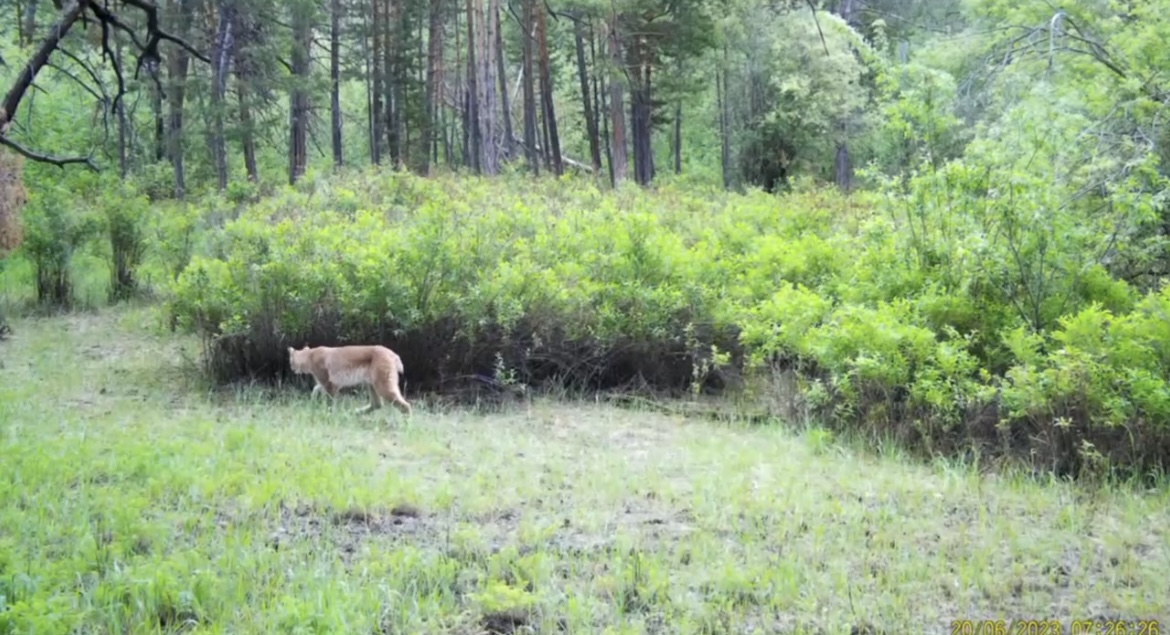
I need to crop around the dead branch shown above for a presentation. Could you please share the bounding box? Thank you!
[57,48,107,97]
[0,134,98,170]
[45,61,106,102]
[804,0,830,57]
[0,0,210,171]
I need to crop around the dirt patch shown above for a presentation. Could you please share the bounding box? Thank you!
[480,609,529,635]
[269,501,436,562]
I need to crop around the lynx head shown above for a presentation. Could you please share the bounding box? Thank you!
[288,345,311,374]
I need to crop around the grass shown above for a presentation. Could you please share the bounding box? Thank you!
[0,305,1168,635]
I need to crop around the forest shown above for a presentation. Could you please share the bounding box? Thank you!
[0,0,1169,632]
[1,0,1170,478]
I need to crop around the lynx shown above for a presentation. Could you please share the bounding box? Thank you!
[287,344,412,416]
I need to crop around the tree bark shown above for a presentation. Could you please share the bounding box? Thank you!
[424,0,444,174]
[371,0,384,164]
[832,0,859,192]
[237,82,257,182]
[115,38,129,178]
[232,10,258,182]
[520,0,538,175]
[166,0,196,197]
[330,0,344,169]
[482,0,500,173]
[673,99,681,175]
[288,1,312,185]
[210,1,235,191]
[628,37,653,186]
[718,43,731,189]
[150,59,165,162]
[535,0,560,175]
[383,0,399,167]
[464,0,480,172]
[606,17,627,186]
[494,0,513,162]
[573,15,601,173]
[592,24,613,185]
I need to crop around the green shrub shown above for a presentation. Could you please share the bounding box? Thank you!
[999,288,1170,477]
[19,183,101,310]
[101,180,151,303]
[169,172,751,392]
[168,168,1170,479]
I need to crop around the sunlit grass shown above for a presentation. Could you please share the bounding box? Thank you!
[0,306,1167,634]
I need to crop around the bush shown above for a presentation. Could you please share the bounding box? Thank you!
[102,180,151,303]
[168,168,1170,479]
[168,171,753,394]
[19,183,101,310]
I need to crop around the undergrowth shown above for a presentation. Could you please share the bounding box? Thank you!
[163,167,1170,480]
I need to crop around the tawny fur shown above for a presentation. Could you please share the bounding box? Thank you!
[287,345,412,416]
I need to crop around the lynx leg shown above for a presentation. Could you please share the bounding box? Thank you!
[379,381,412,416]
[311,377,339,408]
[355,385,384,414]
[374,378,416,416]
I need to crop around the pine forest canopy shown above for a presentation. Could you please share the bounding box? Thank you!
[0,0,1170,291]
[0,0,1167,226]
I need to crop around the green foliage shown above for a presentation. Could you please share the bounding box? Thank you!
[19,182,102,309]
[5,0,1170,484]
[1001,289,1170,462]
[101,178,152,303]
[2,309,1165,634]
[168,167,1170,478]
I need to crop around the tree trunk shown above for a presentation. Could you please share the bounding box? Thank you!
[288,2,312,185]
[464,0,480,172]
[832,0,859,192]
[383,0,399,168]
[232,10,258,183]
[573,15,601,173]
[1,0,82,135]
[115,39,129,179]
[210,1,235,191]
[166,0,195,198]
[478,0,499,174]
[330,0,344,169]
[673,99,681,175]
[629,37,653,186]
[520,0,538,175]
[225,11,256,182]
[606,17,627,186]
[494,0,513,162]
[718,43,731,189]
[371,0,384,164]
[424,0,443,174]
[150,60,165,162]
[834,142,852,192]
[455,4,468,166]
[535,1,560,175]
[237,83,257,182]
[591,24,613,185]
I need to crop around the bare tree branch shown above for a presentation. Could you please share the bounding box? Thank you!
[0,134,98,170]
[57,47,108,98]
[0,0,210,171]
[804,0,830,57]
[45,61,106,102]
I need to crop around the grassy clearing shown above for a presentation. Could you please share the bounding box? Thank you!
[1,306,1168,635]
